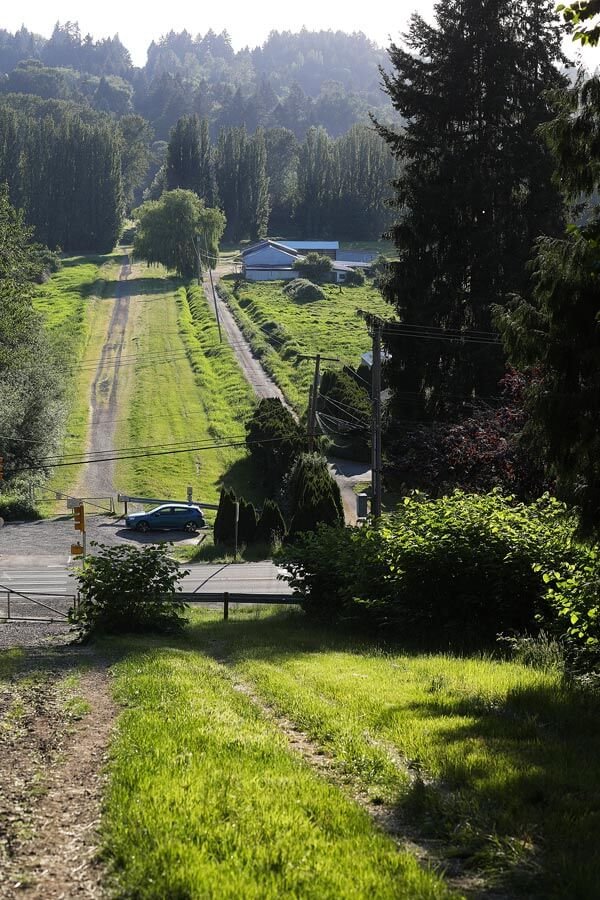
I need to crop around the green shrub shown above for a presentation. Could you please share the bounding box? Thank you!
[283,278,325,302]
[343,268,365,286]
[214,486,237,545]
[288,453,344,538]
[0,495,40,521]
[540,549,600,664]
[292,252,332,283]
[280,491,584,643]
[69,543,188,639]
[257,499,287,543]
[245,398,304,487]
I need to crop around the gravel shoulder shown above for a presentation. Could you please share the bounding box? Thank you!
[0,645,115,898]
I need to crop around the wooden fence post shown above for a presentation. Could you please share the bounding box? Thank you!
[223,592,229,621]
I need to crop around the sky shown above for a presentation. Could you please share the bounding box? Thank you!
[1,0,437,65]
[0,0,596,70]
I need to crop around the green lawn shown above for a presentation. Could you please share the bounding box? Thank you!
[104,618,453,900]
[113,272,261,507]
[219,278,391,412]
[33,253,121,500]
[101,608,600,899]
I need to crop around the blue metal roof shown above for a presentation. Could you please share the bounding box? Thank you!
[277,240,340,250]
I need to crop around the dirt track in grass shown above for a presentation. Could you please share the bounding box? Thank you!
[0,645,115,899]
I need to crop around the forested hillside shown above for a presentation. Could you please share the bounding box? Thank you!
[0,22,397,249]
[0,24,392,139]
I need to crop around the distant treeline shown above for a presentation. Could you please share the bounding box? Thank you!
[0,88,396,251]
[160,117,398,242]
[0,24,392,140]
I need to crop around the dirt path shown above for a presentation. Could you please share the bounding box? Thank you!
[203,273,289,406]
[1,650,116,899]
[74,259,132,500]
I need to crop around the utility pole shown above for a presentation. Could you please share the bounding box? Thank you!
[299,354,338,451]
[371,322,383,518]
[203,235,223,344]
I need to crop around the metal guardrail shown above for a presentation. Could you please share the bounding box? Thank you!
[0,586,76,623]
[180,591,298,620]
[0,588,297,624]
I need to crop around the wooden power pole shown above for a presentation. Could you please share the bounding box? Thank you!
[300,353,338,451]
[371,322,383,518]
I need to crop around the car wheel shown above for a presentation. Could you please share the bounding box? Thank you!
[137,521,150,533]
[184,521,197,533]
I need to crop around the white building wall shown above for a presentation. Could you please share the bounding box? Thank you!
[245,268,297,282]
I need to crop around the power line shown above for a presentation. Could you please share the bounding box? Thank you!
[15,435,285,474]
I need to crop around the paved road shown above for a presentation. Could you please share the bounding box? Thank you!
[0,513,200,560]
[0,561,290,596]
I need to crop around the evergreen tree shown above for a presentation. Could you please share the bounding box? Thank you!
[256,499,287,543]
[166,114,217,206]
[497,75,600,528]
[288,453,344,537]
[213,486,237,545]
[237,498,257,545]
[374,0,566,422]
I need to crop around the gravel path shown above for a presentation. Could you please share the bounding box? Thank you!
[74,258,132,499]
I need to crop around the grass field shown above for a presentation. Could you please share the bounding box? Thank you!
[104,619,453,900]
[99,609,600,898]
[113,272,260,508]
[218,278,391,412]
[33,253,121,501]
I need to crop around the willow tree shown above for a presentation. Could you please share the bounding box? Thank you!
[133,189,225,278]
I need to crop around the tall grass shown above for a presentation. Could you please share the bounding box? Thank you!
[106,632,452,899]
[183,610,600,897]
[33,253,120,499]
[113,272,261,506]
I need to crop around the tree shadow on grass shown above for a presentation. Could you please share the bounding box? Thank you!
[215,455,269,508]
[99,277,181,300]
[180,612,600,896]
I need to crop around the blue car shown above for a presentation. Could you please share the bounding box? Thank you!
[125,504,206,534]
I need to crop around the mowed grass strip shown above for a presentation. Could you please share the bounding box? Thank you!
[33,253,121,499]
[114,270,255,505]
[186,611,600,897]
[105,632,453,900]
[219,279,391,411]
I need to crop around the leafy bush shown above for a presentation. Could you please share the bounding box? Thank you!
[280,491,584,643]
[283,278,325,301]
[343,267,365,286]
[288,453,344,538]
[69,543,189,639]
[292,252,332,282]
[257,499,287,543]
[540,549,600,664]
[0,495,40,521]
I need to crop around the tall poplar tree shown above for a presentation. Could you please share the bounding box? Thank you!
[166,114,217,206]
[375,0,566,421]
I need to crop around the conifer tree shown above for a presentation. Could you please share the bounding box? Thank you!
[375,0,566,421]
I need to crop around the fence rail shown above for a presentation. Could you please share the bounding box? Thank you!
[0,587,76,623]
[0,588,297,624]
